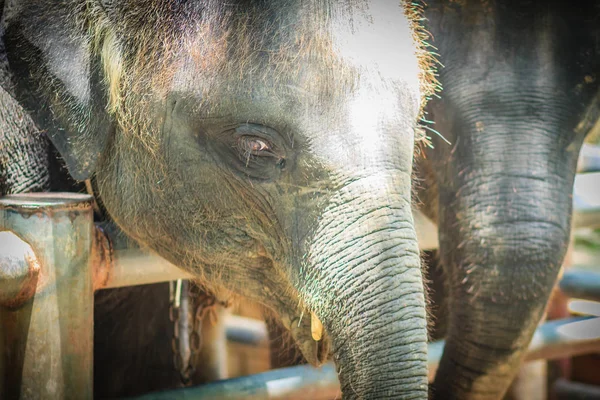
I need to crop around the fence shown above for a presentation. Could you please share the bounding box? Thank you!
[1,144,599,399]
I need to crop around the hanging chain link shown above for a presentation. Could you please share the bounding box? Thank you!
[169,279,230,386]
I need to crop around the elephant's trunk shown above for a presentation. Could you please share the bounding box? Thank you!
[422,4,595,396]
[302,172,429,399]
[431,125,580,399]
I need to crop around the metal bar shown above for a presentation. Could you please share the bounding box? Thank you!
[413,208,438,251]
[569,300,600,317]
[93,224,596,290]
[225,315,269,346]
[578,144,600,173]
[125,316,600,400]
[126,363,341,400]
[0,193,95,400]
[525,316,600,361]
[95,247,193,290]
[573,172,600,229]
[559,270,600,302]
[90,209,596,291]
[553,378,600,400]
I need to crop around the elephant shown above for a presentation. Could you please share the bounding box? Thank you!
[1,1,438,398]
[415,1,600,399]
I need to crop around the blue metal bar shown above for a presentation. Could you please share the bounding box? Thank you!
[578,144,600,173]
[226,316,269,347]
[559,270,600,302]
[553,378,600,400]
[573,172,600,229]
[124,363,340,400]
[125,316,600,400]
[525,316,599,361]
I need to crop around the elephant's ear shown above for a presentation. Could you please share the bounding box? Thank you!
[2,8,112,181]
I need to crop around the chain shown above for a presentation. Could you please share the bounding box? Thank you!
[169,280,230,386]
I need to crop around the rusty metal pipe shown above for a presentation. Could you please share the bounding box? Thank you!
[127,362,341,400]
[94,247,192,290]
[0,193,95,400]
[91,222,193,290]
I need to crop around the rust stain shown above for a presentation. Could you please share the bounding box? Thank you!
[92,226,114,291]
[0,193,94,217]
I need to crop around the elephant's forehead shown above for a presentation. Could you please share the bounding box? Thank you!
[329,2,421,97]
[169,2,421,114]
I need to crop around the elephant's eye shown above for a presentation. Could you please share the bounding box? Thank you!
[236,136,280,168]
[238,136,273,156]
[230,123,288,178]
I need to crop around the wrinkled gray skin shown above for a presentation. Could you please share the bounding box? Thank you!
[416,1,600,399]
[0,85,49,194]
[2,1,430,398]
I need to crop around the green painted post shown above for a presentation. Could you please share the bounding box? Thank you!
[0,193,95,400]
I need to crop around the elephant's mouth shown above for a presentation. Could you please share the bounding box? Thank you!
[289,312,331,366]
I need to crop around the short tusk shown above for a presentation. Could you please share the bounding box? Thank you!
[311,312,323,341]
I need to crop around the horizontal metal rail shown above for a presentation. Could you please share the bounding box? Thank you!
[553,378,600,400]
[572,172,600,229]
[127,316,600,400]
[4,229,596,298]
[95,248,193,290]
[560,270,600,303]
[226,315,270,346]
[578,143,600,173]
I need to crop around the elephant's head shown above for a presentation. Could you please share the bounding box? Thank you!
[4,1,434,397]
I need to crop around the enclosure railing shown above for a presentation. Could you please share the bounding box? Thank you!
[1,144,599,399]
